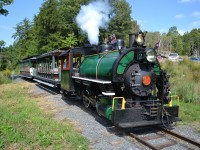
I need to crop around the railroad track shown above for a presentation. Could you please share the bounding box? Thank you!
[129,126,200,150]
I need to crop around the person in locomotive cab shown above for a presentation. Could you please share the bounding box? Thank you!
[73,58,80,68]
[63,59,67,69]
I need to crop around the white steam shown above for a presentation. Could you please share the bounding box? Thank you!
[76,0,111,45]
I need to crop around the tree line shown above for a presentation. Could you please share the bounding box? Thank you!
[0,0,199,71]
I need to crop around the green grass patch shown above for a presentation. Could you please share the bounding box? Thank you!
[178,102,200,132]
[0,82,89,149]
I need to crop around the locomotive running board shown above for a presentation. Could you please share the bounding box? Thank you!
[72,76,111,84]
[102,92,115,96]
[34,79,55,87]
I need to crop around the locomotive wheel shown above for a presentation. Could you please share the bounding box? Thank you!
[156,70,170,103]
[82,91,91,108]
[61,89,68,98]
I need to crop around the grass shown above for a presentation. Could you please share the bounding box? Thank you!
[161,58,200,103]
[0,69,12,84]
[0,82,89,150]
[178,102,200,132]
[161,58,200,131]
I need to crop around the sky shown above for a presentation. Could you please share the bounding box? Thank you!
[127,0,200,34]
[0,0,200,47]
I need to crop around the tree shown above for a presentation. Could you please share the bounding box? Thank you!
[0,40,5,56]
[145,32,161,48]
[160,33,173,52]
[0,40,5,49]
[131,20,140,33]
[12,18,38,68]
[61,33,78,48]
[105,0,133,45]
[34,0,63,53]
[58,0,89,45]
[0,45,14,70]
[167,26,179,36]
[173,36,183,54]
[182,32,191,55]
[167,26,183,53]
[13,18,32,41]
[0,0,13,16]
[189,29,200,56]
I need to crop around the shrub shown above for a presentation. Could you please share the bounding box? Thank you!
[0,69,12,84]
[161,58,200,103]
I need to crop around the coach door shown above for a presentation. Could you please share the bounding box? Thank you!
[60,51,73,91]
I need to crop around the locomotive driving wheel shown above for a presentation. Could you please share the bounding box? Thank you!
[61,89,69,98]
[82,90,91,108]
[156,70,170,103]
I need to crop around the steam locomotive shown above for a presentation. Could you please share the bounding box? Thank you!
[20,31,180,128]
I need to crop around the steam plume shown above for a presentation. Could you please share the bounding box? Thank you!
[76,0,111,45]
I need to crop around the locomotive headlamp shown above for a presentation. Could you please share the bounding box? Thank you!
[146,49,156,62]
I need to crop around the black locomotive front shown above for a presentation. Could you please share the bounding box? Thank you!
[110,32,179,128]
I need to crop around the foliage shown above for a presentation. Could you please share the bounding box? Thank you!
[0,40,5,47]
[145,32,161,48]
[145,27,200,57]
[0,0,13,16]
[33,0,63,53]
[58,0,89,45]
[183,28,200,56]
[167,26,179,36]
[0,69,11,84]
[11,18,38,64]
[12,18,32,41]
[0,82,89,149]
[61,33,78,48]
[161,58,200,103]
[107,0,133,45]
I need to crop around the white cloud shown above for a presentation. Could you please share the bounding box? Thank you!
[0,25,14,31]
[174,14,185,18]
[178,29,186,35]
[136,19,148,30]
[159,29,168,34]
[178,0,200,3]
[137,19,145,26]
[190,21,200,27]
[178,0,192,3]
[192,11,200,18]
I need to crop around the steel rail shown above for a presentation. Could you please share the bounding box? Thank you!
[157,126,200,148]
[130,126,200,150]
[129,132,159,150]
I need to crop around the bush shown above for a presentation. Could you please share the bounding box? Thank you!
[161,58,200,103]
[0,68,12,84]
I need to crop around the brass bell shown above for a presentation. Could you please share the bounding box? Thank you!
[136,33,144,44]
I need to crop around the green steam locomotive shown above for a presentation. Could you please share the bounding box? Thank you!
[20,31,180,128]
